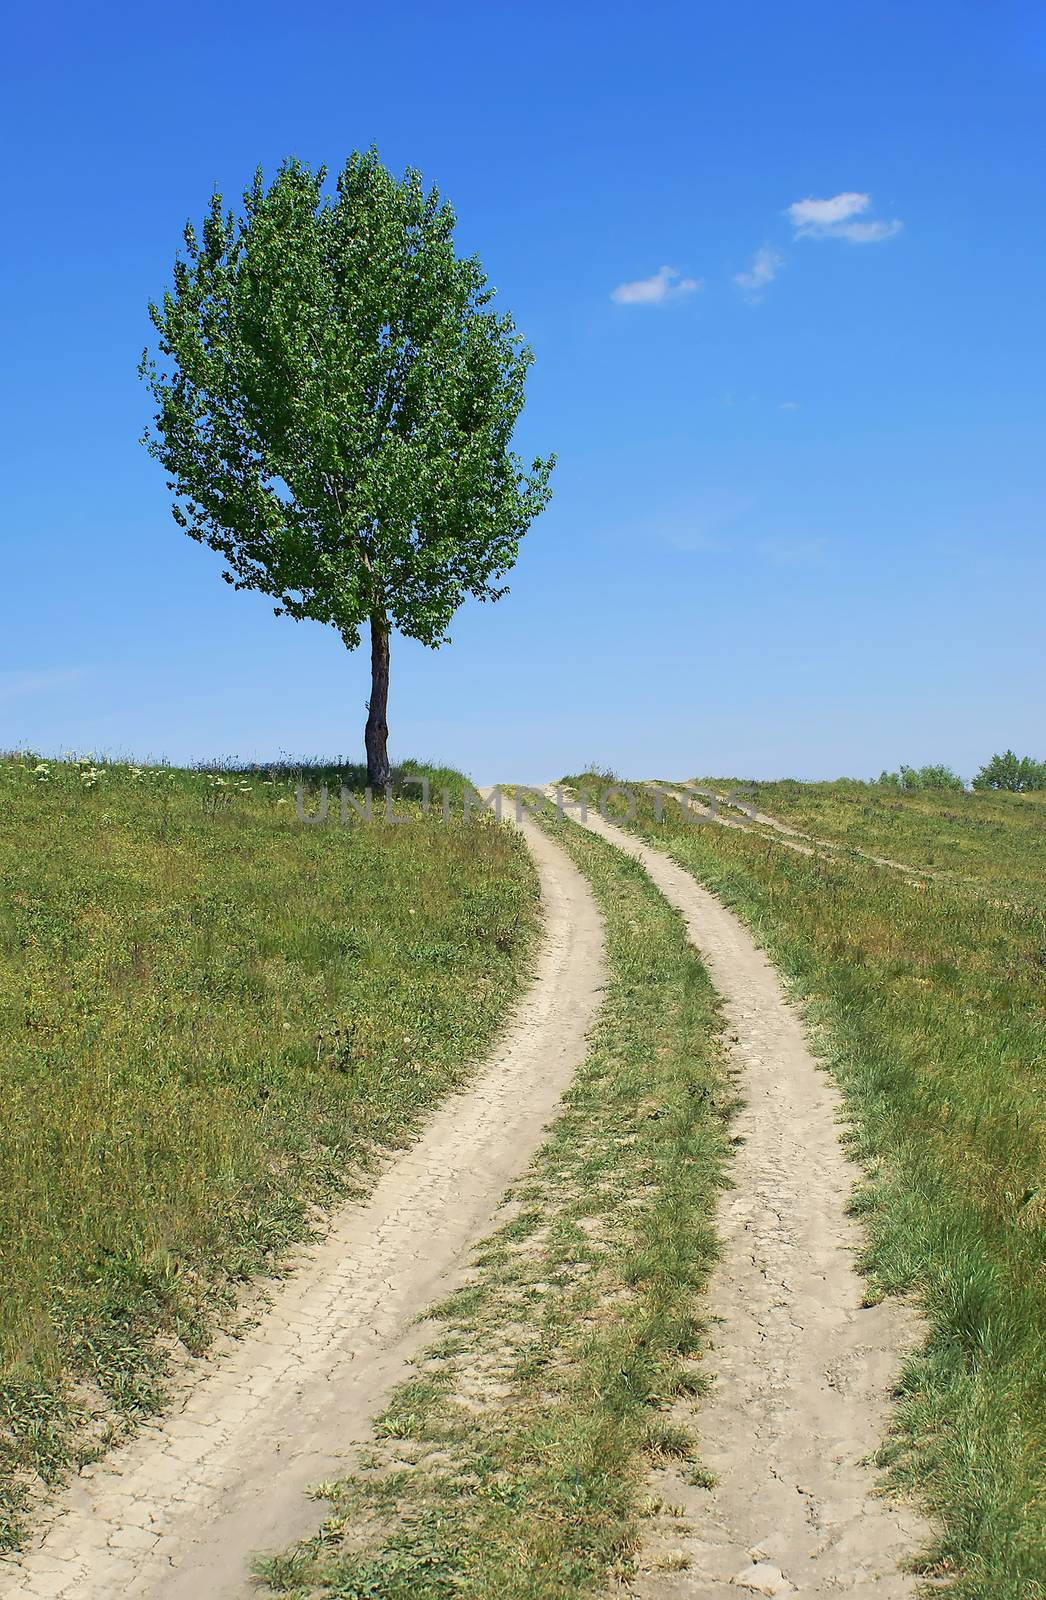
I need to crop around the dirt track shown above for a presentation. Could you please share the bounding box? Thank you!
[0,811,604,1600]
[2,794,926,1598]
[678,785,940,879]
[553,796,926,1597]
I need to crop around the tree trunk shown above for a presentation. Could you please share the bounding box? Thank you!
[365,610,391,789]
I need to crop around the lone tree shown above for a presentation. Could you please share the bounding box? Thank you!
[141,152,553,786]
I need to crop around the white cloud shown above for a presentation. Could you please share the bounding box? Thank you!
[788,191,902,244]
[831,218,903,243]
[789,192,869,230]
[734,245,784,301]
[779,400,800,412]
[611,265,703,306]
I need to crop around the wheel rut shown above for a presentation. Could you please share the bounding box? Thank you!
[0,811,604,1600]
[554,797,927,1597]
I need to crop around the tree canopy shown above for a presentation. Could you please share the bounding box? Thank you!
[141,151,553,783]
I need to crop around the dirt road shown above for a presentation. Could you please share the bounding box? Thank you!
[2,792,927,1598]
[553,797,926,1597]
[0,812,604,1600]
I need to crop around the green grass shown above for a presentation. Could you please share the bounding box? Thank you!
[260,805,733,1600]
[691,775,1046,898]
[0,754,537,1549]
[562,771,1046,1599]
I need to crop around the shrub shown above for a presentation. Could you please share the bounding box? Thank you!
[972,751,1046,793]
[878,764,966,793]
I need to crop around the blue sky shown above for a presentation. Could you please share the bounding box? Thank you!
[2,0,1043,781]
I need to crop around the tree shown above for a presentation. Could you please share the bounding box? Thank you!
[972,751,1046,792]
[141,152,553,786]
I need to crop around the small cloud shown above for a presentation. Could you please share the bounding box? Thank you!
[734,246,784,302]
[788,191,902,244]
[832,218,903,243]
[789,192,869,231]
[611,265,703,306]
[779,400,800,412]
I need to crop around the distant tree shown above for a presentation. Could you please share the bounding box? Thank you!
[141,152,553,786]
[878,764,965,793]
[972,751,1046,793]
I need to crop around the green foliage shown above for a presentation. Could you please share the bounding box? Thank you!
[0,755,537,1547]
[141,150,552,648]
[140,151,553,775]
[972,750,1046,793]
[878,763,966,792]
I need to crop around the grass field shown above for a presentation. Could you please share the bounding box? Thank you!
[5,757,1043,1594]
[562,772,1046,1600]
[263,804,733,1600]
[694,775,1046,897]
[0,754,537,1549]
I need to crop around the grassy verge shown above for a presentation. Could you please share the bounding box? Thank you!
[562,772,1046,1599]
[261,806,733,1600]
[0,755,537,1548]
